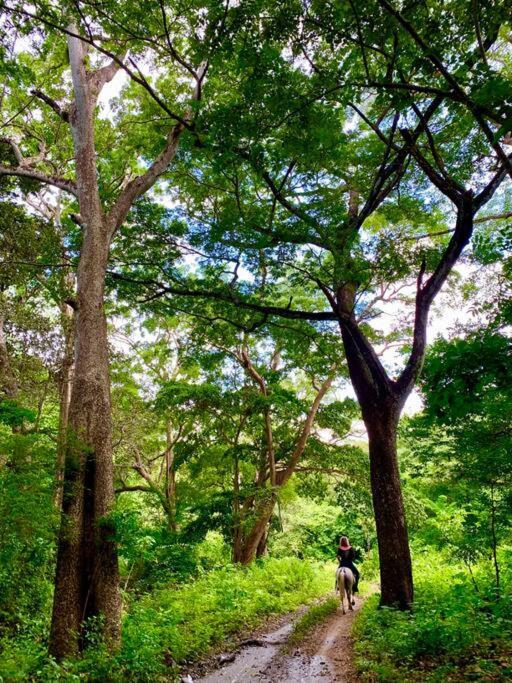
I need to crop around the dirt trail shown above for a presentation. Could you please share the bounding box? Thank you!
[194,596,362,683]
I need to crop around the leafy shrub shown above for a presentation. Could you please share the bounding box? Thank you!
[120,556,332,676]
[0,557,332,681]
[353,552,512,681]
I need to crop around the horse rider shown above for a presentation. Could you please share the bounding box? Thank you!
[336,535,360,593]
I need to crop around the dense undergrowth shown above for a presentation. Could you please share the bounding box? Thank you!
[0,556,332,682]
[353,550,512,682]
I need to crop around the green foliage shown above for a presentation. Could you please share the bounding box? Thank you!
[1,558,332,682]
[403,332,512,587]
[353,552,512,682]
[0,431,57,677]
[0,400,36,427]
[270,498,371,561]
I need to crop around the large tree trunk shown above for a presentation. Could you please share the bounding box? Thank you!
[365,408,413,608]
[339,320,413,608]
[49,230,120,658]
[238,496,276,565]
[49,29,120,659]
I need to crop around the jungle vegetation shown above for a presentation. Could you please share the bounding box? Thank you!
[0,0,511,680]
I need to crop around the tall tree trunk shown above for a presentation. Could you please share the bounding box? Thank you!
[365,408,413,608]
[0,296,18,400]
[54,299,75,509]
[49,229,120,658]
[49,30,120,659]
[165,421,177,532]
[339,320,413,608]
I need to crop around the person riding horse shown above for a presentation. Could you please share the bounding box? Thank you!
[336,536,360,593]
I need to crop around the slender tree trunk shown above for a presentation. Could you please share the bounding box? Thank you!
[236,370,334,565]
[365,407,413,608]
[54,299,75,509]
[165,421,177,532]
[0,297,18,400]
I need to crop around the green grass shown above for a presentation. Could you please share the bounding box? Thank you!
[353,552,512,682]
[286,597,339,650]
[1,557,333,682]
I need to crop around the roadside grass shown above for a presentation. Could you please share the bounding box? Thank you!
[3,557,333,682]
[352,551,512,682]
[285,597,339,650]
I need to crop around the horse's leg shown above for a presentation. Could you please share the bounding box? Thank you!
[348,579,354,611]
[340,574,346,614]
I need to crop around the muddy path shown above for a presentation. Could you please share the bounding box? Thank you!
[191,595,363,683]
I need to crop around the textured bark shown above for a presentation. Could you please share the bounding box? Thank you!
[49,30,120,659]
[238,496,276,565]
[54,297,75,509]
[49,224,120,658]
[0,21,200,660]
[256,529,269,558]
[365,410,413,608]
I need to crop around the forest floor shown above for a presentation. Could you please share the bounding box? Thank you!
[188,594,362,682]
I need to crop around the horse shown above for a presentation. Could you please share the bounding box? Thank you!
[335,566,355,614]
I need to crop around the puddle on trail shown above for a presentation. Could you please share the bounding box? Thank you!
[197,621,294,682]
[194,598,362,683]
[195,619,337,682]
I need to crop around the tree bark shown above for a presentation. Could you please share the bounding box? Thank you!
[339,317,413,608]
[238,495,276,565]
[365,409,413,608]
[49,227,120,658]
[49,30,120,659]
[54,297,75,509]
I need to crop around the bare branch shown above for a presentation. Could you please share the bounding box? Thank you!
[31,90,70,122]
[0,140,78,197]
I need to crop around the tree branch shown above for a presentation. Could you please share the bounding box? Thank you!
[107,62,207,235]
[31,90,69,122]
[0,136,78,197]
[277,369,335,485]
[108,270,339,321]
